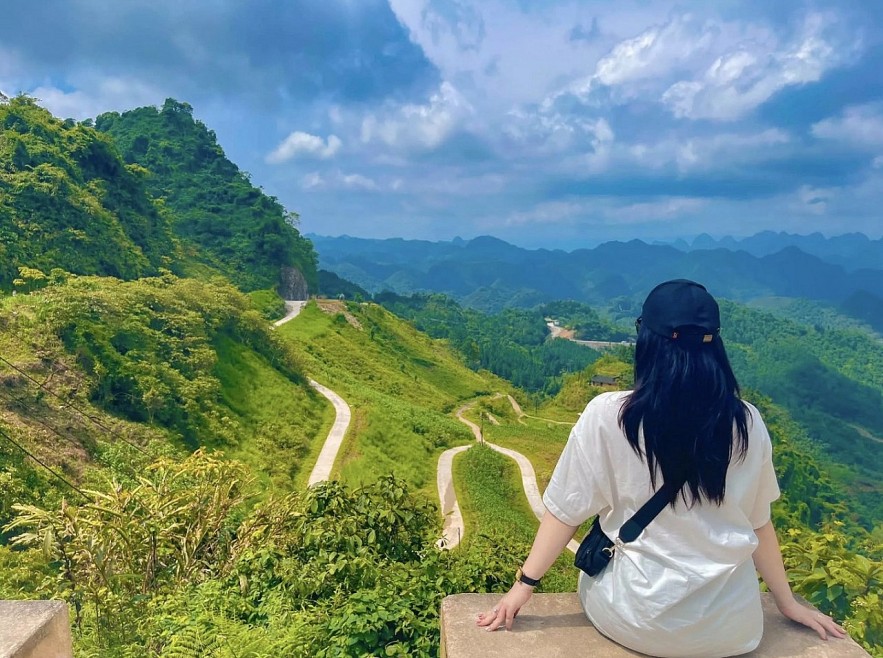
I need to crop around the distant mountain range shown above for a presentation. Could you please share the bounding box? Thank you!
[661,231,883,272]
[310,233,883,322]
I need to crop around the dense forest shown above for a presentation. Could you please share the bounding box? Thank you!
[720,301,883,524]
[95,99,317,292]
[0,96,175,288]
[375,292,613,392]
[0,96,881,656]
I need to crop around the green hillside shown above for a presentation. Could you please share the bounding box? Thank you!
[721,301,883,524]
[0,96,176,289]
[376,292,603,393]
[0,287,526,656]
[95,99,317,293]
[276,300,504,495]
[0,273,330,524]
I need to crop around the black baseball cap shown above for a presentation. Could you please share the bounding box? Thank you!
[639,279,720,344]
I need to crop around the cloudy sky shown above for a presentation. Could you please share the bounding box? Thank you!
[2,0,883,248]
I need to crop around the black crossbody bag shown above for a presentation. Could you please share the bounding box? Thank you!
[574,479,682,577]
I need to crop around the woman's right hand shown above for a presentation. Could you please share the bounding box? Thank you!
[476,582,534,632]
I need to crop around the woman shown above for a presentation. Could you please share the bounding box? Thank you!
[477,280,846,657]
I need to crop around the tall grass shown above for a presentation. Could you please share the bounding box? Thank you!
[213,335,334,491]
[453,443,578,592]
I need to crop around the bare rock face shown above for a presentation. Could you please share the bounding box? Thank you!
[279,266,308,300]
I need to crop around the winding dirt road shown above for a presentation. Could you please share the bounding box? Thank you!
[438,396,580,553]
[274,300,352,487]
[274,302,578,552]
[306,380,352,486]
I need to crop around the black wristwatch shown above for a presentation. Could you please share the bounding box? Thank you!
[516,566,541,587]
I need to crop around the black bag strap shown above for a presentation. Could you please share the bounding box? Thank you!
[618,474,686,544]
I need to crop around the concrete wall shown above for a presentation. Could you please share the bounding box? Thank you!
[441,593,871,658]
[0,601,73,658]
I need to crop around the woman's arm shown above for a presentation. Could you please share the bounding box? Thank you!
[752,520,847,640]
[476,510,578,632]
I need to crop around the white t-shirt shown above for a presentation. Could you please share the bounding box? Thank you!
[543,391,780,658]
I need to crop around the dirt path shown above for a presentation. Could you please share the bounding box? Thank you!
[274,304,575,551]
[851,424,883,444]
[547,320,631,351]
[440,397,579,553]
[504,394,577,427]
[273,300,352,487]
[306,380,352,486]
[436,445,471,549]
[273,300,307,327]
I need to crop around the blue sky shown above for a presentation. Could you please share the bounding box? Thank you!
[2,0,883,248]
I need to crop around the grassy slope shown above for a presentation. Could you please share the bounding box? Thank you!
[211,335,334,490]
[453,444,578,592]
[277,301,508,498]
[0,286,331,506]
[467,394,574,491]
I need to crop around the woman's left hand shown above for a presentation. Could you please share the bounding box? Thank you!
[476,583,534,632]
[777,597,849,641]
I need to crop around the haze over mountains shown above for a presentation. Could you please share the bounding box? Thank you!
[311,233,883,324]
[667,231,883,272]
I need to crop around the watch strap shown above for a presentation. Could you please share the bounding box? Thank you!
[517,567,541,587]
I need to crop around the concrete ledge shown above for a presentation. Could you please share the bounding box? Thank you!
[440,593,871,658]
[0,600,72,658]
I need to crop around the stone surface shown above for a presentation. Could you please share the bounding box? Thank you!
[0,600,72,658]
[440,593,871,658]
[279,266,308,301]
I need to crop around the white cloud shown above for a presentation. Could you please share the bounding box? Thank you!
[551,13,767,110]
[539,10,856,123]
[387,0,619,106]
[812,103,883,148]
[504,195,706,228]
[361,81,472,150]
[504,109,614,162]
[29,77,161,120]
[662,13,851,121]
[266,131,341,164]
[607,197,707,224]
[792,184,836,215]
[593,14,715,88]
[302,172,325,189]
[340,173,378,190]
[301,170,378,191]
[629,128,790,172]
[505,200,589,226]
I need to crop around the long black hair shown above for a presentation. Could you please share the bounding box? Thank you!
[618,324,749,506]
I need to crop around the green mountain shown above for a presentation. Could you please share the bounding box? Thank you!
[0,96,176,289]
[96,99,317,293]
